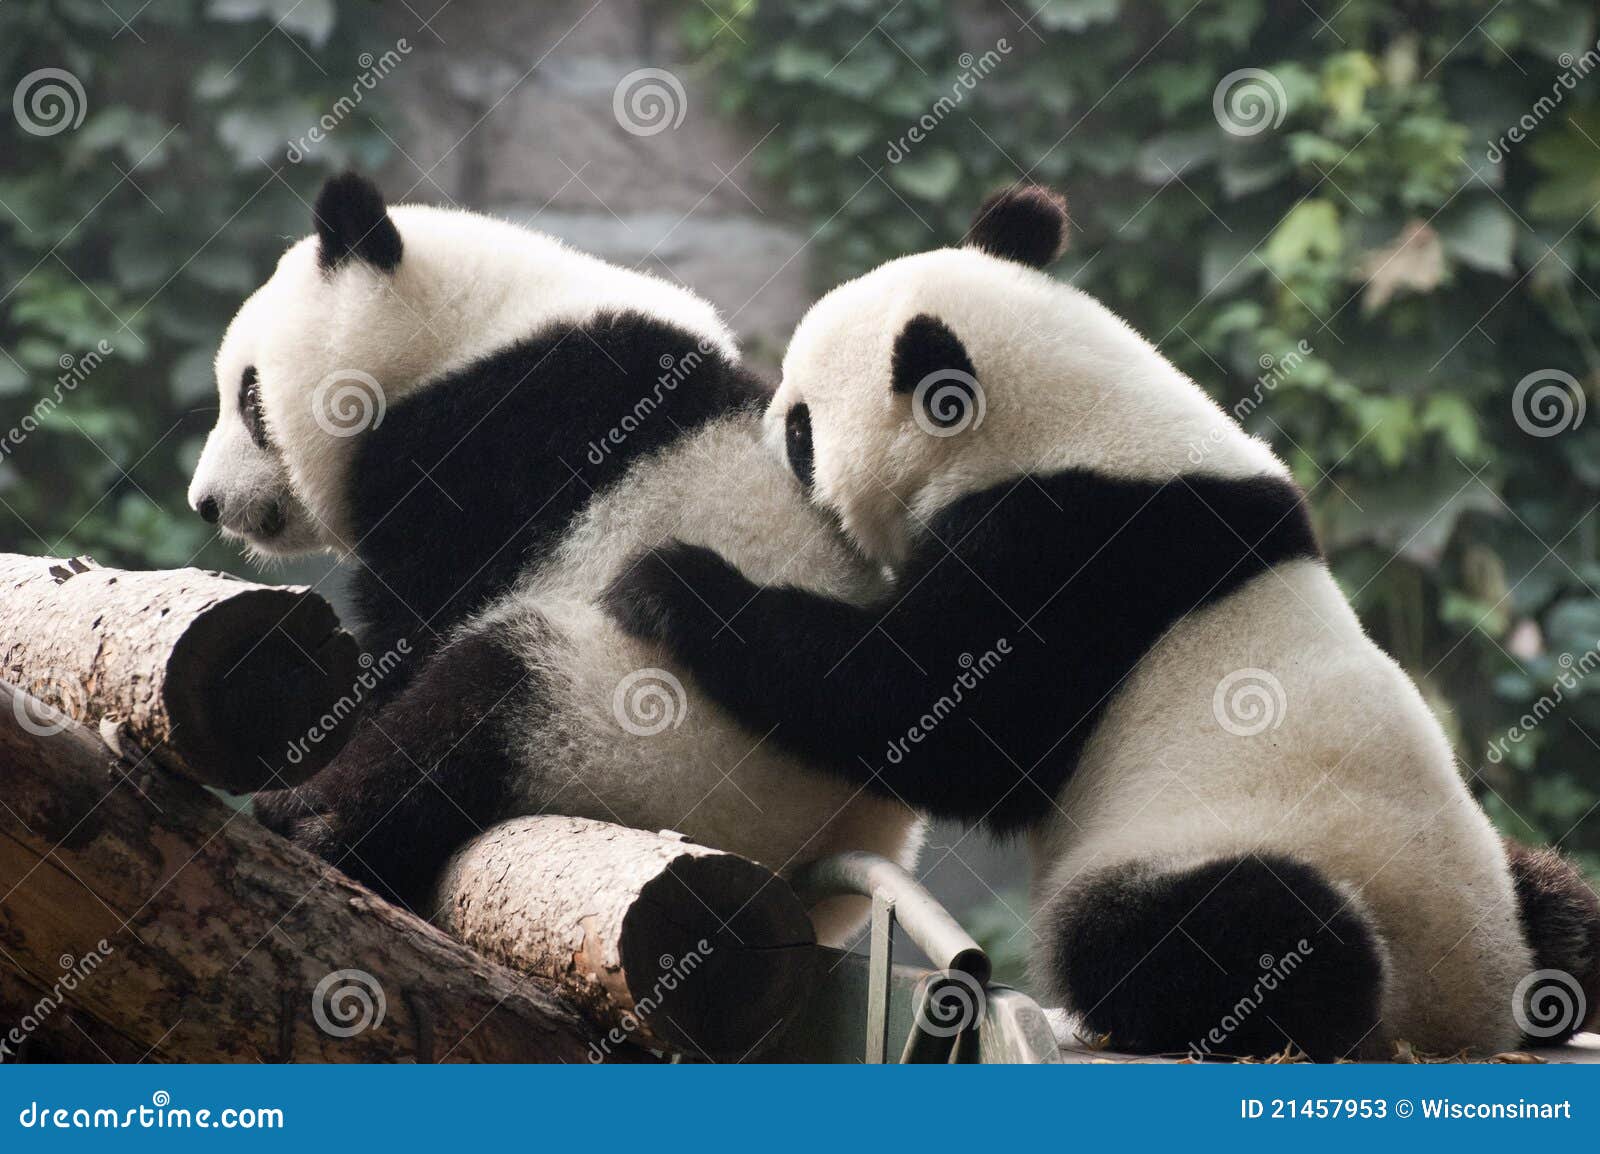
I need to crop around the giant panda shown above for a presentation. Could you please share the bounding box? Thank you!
[186,172,923,943]
[604,184,1600,1058]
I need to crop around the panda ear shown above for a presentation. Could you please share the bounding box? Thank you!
[892,314,976,397]
[963,184,1069,269]
[314,171,403,273]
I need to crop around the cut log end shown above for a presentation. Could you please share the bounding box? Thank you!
[618,852,819,1058]
[166,589,363,792]
[432,816,821,1062]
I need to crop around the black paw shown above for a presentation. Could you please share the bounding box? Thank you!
[602,541,747,647]
[252,785,321,836]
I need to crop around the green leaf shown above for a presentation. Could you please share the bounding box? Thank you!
[886,149,962,201]
[1031,0,1121,33]
[1437,198,1517,276]
[1263,198,1342,267]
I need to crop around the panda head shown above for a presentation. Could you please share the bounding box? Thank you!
[770,184,1283,566]
[188,171,417,556]
[186,285,326,558]
[190,171,740,555]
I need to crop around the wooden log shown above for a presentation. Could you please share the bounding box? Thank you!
[0,681,630,1063]
[0,553,365,792]
[0,967,148,1063]
[431,816,820,1061]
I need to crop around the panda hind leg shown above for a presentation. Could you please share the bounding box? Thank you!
[252,615,544,911]
[1039,852,1387,1062]
[1503,838,1600,1042]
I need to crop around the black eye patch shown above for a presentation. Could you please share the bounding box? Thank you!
[785,402,814,490]
[238,366,270,451]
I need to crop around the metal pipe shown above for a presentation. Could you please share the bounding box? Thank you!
[790,852,991,985]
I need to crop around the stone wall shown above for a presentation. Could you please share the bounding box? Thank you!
[375,0,815,363]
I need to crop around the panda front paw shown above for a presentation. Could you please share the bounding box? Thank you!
[602,541,749,649]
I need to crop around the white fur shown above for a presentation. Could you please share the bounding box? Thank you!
[187,288,321,557]
[191,196,923,944]
[196,203,737,552]
[778,242,1530,1050]
[475,412,922,942]
[773,247,1285,567]
[1032,561,1529,1054]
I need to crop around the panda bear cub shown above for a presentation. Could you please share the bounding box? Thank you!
[187,173,923,942]
[605,184,1600,1058]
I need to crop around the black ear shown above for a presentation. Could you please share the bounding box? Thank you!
[891,314,975,395]
[314,171,403,273]
[963,184,1069,269]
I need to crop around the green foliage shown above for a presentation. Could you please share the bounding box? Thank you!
[693,0,1600,870]
[0,0,391,573]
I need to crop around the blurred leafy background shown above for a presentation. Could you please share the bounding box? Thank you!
[696,0,1600,888]
[2,1,1597,983]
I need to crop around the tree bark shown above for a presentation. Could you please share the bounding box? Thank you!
[0,553,366,792]
[0,681,629,1063]
[431,816,819,1061]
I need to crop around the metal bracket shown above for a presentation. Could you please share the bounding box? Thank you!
[791,852,993,1064]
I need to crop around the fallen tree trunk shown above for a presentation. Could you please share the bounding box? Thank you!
[0,553,364,792]
[0,680,628,1063]
[431,816,818,1061]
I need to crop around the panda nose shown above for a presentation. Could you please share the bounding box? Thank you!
[197,496,221,524]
